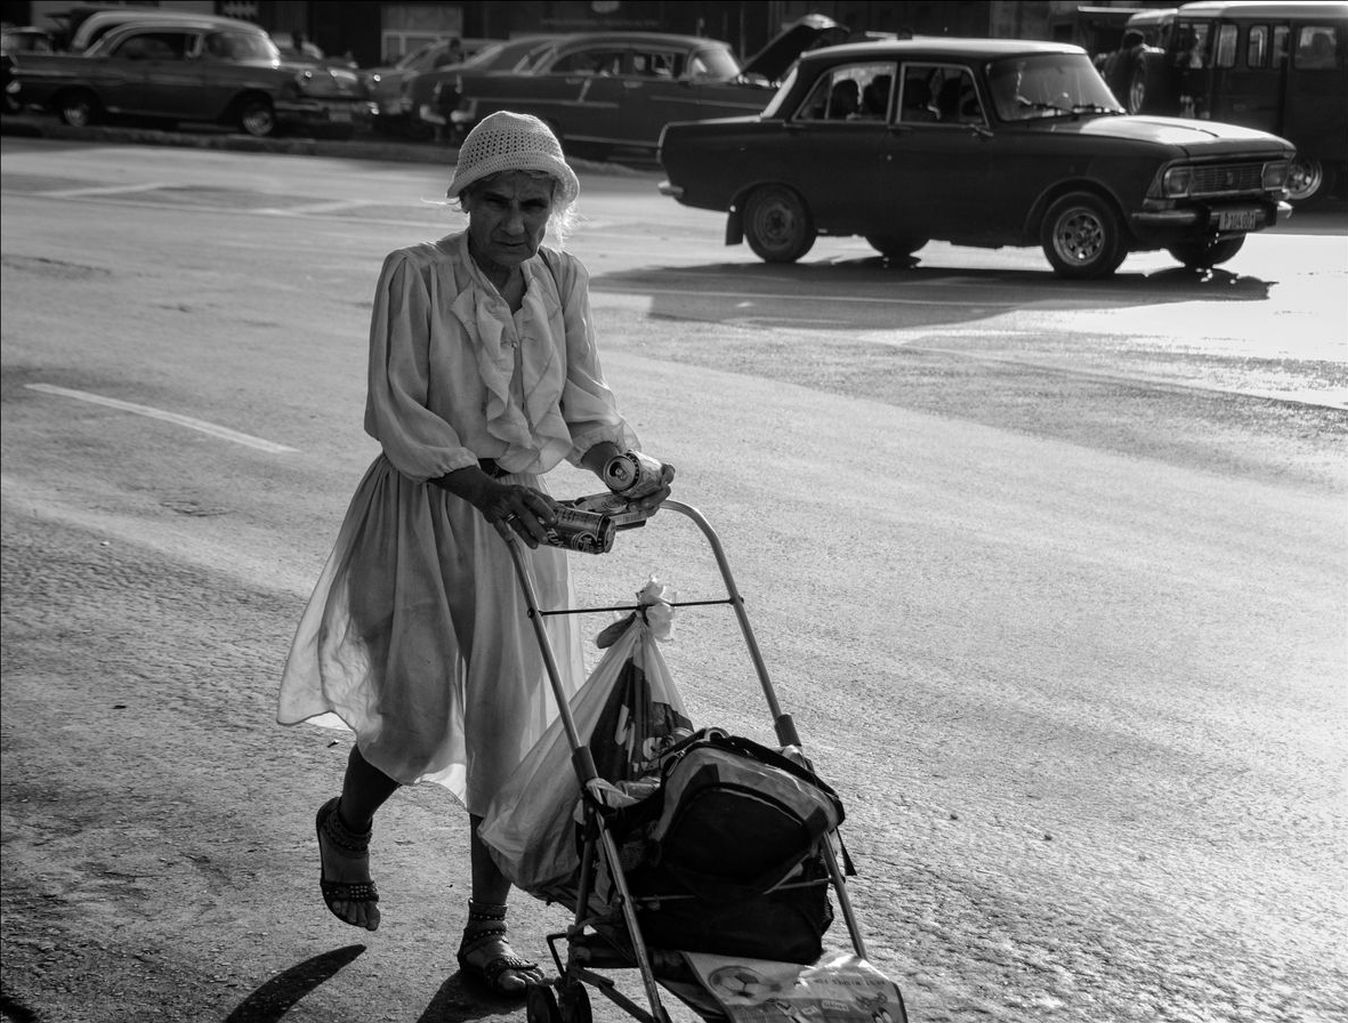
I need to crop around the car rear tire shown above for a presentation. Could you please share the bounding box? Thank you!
[1040,192,1127,279]
[238,97,276,138]
[1167,235,1245,269]
[1285,157,1334,206]
[865,234,928,259]
[743,185,816,263]
[58,89,99,128]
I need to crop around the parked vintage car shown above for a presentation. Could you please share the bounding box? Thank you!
[434,17,848,157]
[363,37,468,132]
[658,37,1295,278]
[6,13,370,138]
[2,25,55,56]
[376,36,548,138]
[1095,1,1346,204]
[1,25,54,112]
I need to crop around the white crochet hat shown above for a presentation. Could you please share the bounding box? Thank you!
[446,111,580,205]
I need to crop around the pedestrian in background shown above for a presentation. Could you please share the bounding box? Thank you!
[277,110,674,995]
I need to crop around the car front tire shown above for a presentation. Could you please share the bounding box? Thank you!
[1040,192,1127,279]
[58,89,99,128]
[238,97,276,138]
[743,185,816,263]
[1167,235,1245,269]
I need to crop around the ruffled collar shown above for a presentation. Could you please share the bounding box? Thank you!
[445,232,570,471]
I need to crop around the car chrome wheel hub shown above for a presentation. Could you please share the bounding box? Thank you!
[1056,210,1105,263]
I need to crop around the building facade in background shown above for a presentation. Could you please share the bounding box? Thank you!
[2,0,1176,68]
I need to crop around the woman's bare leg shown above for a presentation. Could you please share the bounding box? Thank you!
[457,815,545,992]
[318,746,399,930]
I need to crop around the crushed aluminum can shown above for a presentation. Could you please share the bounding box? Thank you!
[603,451,665,499]
[563,491,653,531]
[542,506,616,554]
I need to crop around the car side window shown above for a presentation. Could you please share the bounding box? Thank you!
[899,65,939,123]
[114,31,189,61]
[793,64,894,123]
[552,48,623,76]
[903,64,982,124]
[632,48,681,78]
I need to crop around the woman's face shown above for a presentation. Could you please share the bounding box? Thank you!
[464,171,556,271]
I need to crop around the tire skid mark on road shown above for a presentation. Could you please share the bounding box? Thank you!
[24,384,298,453]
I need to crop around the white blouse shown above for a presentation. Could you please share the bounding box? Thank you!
[363,230,639,482]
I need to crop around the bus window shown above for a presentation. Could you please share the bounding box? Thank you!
[1272,25,1289,68]
[1246,25,1269,68]
[1176,21,1214,67]
[1295,25,1340,69]
[1215,23,1238,67]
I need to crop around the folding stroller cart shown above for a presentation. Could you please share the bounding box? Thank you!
[503,500,908,1023]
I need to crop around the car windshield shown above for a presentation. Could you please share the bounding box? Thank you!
[395,43,436,70]
[460,38,548,72]
[693,44,742,80]
[987,53,1124,120]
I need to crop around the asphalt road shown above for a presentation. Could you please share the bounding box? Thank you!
[1,131,1345,1023]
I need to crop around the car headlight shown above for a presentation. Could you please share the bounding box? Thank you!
[1161,165,1193,198]
[1262,160,1290,189]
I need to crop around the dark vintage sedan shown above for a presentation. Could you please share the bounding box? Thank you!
[7,13,370,138]
[658,38,1296,278]
[436,17,847,157]
[392,35,557,140]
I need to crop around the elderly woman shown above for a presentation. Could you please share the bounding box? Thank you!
[278,111,673,994]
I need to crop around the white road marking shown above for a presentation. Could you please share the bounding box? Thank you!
[25,384,298,453]
[35,183,172,199]
[255,198,382,215]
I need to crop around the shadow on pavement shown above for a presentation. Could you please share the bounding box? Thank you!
[223,944,366,1022]
[415,971,531,1023]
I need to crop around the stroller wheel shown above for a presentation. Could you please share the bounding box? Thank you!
[526,984,562,1023]
[557,980,592,1023]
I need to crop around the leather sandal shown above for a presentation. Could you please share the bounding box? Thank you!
[456,900,544,995]
[315,796,379,929]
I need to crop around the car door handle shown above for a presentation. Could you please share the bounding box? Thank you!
[623,80,643,89]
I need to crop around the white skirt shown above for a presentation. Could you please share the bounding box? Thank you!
[277,455,583,814]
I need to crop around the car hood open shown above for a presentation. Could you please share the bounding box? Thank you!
[738,13,850,84]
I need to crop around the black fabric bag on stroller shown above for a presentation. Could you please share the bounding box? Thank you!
[591,728,845,964]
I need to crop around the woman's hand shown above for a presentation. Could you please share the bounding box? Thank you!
[581,444,677,515]
[480,481,558,547]
[434,467,557,548]
[630,462,675,515]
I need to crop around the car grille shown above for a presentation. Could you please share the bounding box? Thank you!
[1189,163,1265,196]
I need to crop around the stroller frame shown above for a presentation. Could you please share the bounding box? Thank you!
[505,500,867,1023]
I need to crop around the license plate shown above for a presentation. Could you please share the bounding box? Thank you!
[1217,208,1261,231]
[328,108,352,123]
